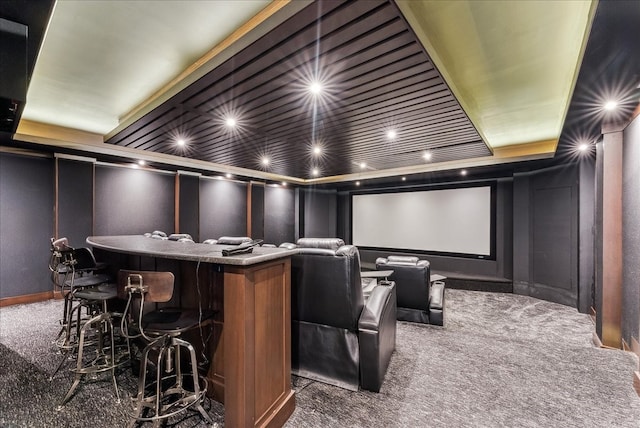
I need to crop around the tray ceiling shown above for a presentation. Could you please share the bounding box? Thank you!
[8,0,621,184]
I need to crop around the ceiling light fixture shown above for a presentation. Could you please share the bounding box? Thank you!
[423,151,432,161]
[461,169,468,176]
[313,146,322,156]
[578,143,590,152]
[402,176,406,181]
[225,173,232,179]
[355,181,360,186]
[282,182,287,187]
[225,117,237,127]
[309,81,323,95]
[177,138,186,146]
[138,160,146,166]
[261,157,270,166]
[603,100,618,111]
[312,168,319,176]
[360,162,367,169]
[386,130,397,140]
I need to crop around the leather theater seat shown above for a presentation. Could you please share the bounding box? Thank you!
[291,238,397,392]
[376,256,445,325]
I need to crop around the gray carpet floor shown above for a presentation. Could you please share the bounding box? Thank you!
[1,289,639,427]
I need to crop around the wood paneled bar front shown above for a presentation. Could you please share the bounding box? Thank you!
[86,235,296,427]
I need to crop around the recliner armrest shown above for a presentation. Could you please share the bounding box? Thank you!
[359,281,396,331]
[429,281,445,326]
[429,281,444,310]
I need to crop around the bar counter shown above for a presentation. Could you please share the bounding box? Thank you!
[87,235,296,428]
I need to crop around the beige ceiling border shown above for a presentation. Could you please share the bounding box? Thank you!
[305,149,555,185]
[106,0,313,141]
[394,0,598,154]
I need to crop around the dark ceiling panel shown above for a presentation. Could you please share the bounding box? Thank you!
[106,0,491,179]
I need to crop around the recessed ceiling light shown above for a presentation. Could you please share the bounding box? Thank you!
[402,176,406,181]
[309,81,323,95]
[423,151,432,161]
[312,168,319,176]
[313,146,322,155]
[225,117,237,127]
[355,181,360,186]
[461,169,468,176]
[578,143,590,152]
[131,163,139,169]
[225,173,232,179]
[603,100,618,111]
[282,182,287,187]
[360,162,367,169]
[138,160,146,166]
[177,138,186,146]
[386,130,397,140]
[261,157,270,166]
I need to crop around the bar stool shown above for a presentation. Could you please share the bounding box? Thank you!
[49,239,111,351]
[119,270,216,427]
[57,282,129,409]
[57,246,112,350]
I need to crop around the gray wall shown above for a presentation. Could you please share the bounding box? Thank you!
[178,174,200,241]
[264,185,295,245]
[578,157,596,314]
[199,178,247,240]
[622,114,640,345]
[57,158,93,246]
[95,165,175,236]
[302,189,338,238]
[513,164,579,307]
[0,152,54,298]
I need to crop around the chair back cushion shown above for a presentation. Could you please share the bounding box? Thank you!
[296,237,344,250]
[376,256,430,311]
[292,241,364,330]
[117,270,175,303]
[216,236,252,245]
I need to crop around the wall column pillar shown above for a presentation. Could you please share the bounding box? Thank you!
[595,122,625,348]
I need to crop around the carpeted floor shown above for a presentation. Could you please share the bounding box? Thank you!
[1,290,639,427]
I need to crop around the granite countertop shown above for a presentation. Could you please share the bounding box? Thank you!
[86,235,297,266]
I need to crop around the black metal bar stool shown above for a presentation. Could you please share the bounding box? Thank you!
[118,270,216,427]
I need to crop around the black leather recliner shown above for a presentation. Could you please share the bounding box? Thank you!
[375,256,444,325]
[291,238,397,392]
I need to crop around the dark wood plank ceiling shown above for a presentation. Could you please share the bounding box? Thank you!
[106,0,489,179]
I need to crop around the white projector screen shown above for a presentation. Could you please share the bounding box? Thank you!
[352,186,492,256]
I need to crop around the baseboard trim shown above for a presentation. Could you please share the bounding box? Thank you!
[592,332,604,348]
[0,291,54,307]
[632,337,640,360]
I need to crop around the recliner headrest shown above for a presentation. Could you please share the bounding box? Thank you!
[216,236,252,245]
[377,256,429,268]
[296,237,345,250]
[168,233,193,241]
[387,256,419,264]
[297,244,358,257]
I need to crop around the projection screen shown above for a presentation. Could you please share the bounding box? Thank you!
[352,186,493,257]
